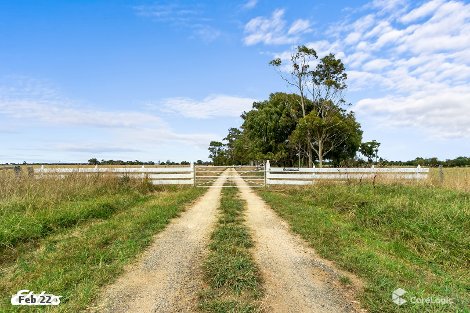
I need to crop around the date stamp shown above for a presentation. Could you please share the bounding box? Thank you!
[11,290,61,306]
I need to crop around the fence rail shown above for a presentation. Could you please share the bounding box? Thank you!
[27,161,429,186]
[266,161,429,185]
[34,164,194,185]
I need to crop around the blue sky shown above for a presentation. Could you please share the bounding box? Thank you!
[0,0,469,163]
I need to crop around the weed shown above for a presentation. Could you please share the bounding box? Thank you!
[259,183,469,312]
[199,187,262,312]
[0,172,204,312]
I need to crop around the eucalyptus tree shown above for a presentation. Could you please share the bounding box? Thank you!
[360,140,381,163]
[208,141,227,165]
[270,46,359,167]
[270,46,318,165]
[241,93,302,165]
[290,106,362,167]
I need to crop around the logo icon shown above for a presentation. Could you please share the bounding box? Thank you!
[392,288,407,306]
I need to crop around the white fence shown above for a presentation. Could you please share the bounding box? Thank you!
[34,164,194,185]
[265,160,429,185]
[33,161,430,186]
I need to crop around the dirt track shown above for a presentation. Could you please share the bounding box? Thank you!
[92,170,362,312]
[91,174,228,313]
[233,172,362,313]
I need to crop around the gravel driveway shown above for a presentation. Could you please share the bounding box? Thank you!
[92,170,362,313]
[233,173,363,313]
[91,173,228,313]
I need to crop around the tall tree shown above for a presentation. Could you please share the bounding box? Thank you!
[311,53,348,116]
[241,93,301,165]
[223,127,252,165]
[270,46,317,165]
[271,46,354,167]
[360,140,381,163]
[208,141,227,165]
[290,104,361,167]
[88,158,99,165]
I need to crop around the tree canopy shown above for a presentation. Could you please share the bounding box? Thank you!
[208,45,368,167]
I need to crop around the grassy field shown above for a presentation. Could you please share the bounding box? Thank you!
[199,186,262,312]
[258,183,469,313]
[429,167,470,192]
[0,173,204,312]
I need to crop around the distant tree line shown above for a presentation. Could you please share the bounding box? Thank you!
[378,157,470,167]
[87,159,193,166]
[2,157,469,168]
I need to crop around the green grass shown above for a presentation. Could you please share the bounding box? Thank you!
[0,176,204,312]
[259,183,469,313]
[199,187,262,313]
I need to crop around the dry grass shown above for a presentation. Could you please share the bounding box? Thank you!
[259,183,469,312]
[0,171,153,209]
[0,164,191,169]
[324,167,470,193]
[199,187,262,312]
[429,167,470,192]
[0,170,204,312]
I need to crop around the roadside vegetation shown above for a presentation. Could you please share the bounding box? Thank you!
[199,186,262,312]
[430,167,470,192]
[0,172,204,312]
[258,183,469,312]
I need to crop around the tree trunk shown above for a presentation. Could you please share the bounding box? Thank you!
[307,149,313,167]
[299,78,306,117]
[318,140,323,168]
[299,85,314,167]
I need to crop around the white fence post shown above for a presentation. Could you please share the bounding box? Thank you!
[191,162,195,186]
[265,160,270,187]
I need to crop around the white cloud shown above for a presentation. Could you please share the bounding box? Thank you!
[134,3,221,43]
[243,9,311,45]
[341,0,470,139]
[243,0,258,10]
[0,77,218,157]
[370,0,408,15]
[400,0,445,23]
[344,32,361,45]
[160,94,256,119]
[0,98,164,129]
[362,58,392,71]
[273,0,470,140]
[288,19,311,35]
[134,4,204,25]
[55,144,142,153]
[356,87,470,138]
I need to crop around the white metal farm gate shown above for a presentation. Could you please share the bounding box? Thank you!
[194,165,265,187]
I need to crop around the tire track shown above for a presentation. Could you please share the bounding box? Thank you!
[233,172,363,313]
[91,173,228,313]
